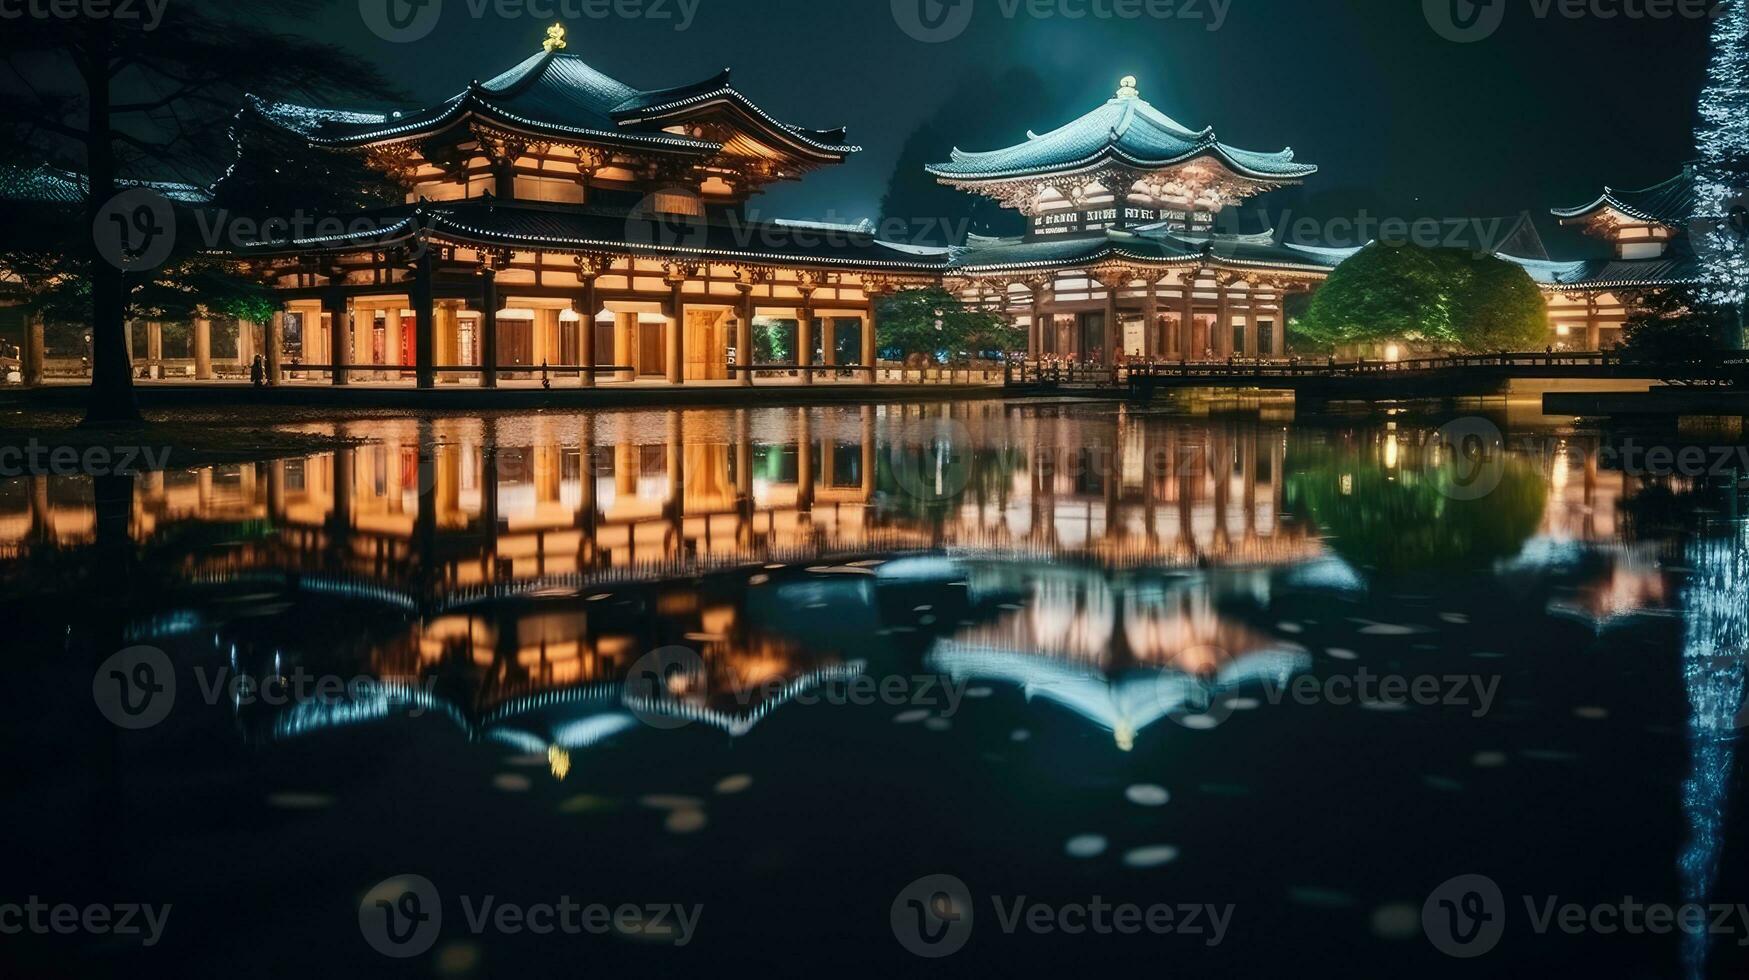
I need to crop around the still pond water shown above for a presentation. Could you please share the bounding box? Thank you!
[2,401,1746,978]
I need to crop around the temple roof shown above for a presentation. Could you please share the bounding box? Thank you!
[926,77,1316,184]
[1498,239,1705,291]
[1551,166,1696,228]
[228,199,943,271]
[0,164,210,205]
[246,46,857,160]
[948,226,1350,274]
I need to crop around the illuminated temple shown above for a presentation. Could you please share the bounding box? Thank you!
[930,75,1340,363]
[0,29,1720,383]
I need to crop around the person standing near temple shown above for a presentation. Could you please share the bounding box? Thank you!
[251,353,266,388]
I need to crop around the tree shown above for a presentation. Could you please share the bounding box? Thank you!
[1444,251,1549,351]
[0,1,398,424]
[1693,0,1749,349]
[1295,243,1546,354]
[875,287,1009,362]
[1619,285,1735,359]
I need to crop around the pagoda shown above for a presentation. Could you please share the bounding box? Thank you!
[1533,168,1705,350]
[929,77,1343,365]
[229,25,939,389]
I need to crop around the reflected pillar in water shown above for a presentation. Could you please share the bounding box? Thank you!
[666,411,686,554]
[861,406,876,498]
[328,431,353,557]
[577,420,598,565]
[735,409,754,548]
[797,408,815,523]
[28,475,50,542]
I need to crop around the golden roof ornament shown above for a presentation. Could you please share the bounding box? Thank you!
[543,24,568,53]
[1116,75,1139,100]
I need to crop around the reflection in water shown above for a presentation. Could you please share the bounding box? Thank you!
[1680,522,1749,980]
[2,405,1741,976]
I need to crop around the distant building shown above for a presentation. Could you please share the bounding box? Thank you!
[929,75,1342,364]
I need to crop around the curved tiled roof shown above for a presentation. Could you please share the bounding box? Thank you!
[1498,240,1704,291]
[226,199,942,272]
[1552,167,1696,227]
[947,227,1347,274]
[246,50,856,159]
[927,82,1316,183]
[0,164,210,205]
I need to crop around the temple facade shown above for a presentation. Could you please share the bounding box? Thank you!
[930,76,1342,365]
[230,25,940,388]
[1518,167,1703,351]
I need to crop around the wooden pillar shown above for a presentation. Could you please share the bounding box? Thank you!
[1585,293,1601,351]
[235,319,253,367]
[821,318,838,368]
[861,303,878,375]
[192,317,212,380]
[22,312,44,387]
[436,301,462,383]
[614,312,638,382]
[533,308,561,369]
[413,253,436,389]
[479,267,499,389]
[1216,285,1233,358]
[383,304,404,377]
[322,291,349,386]
[665,277,685,385]
[1102,276,1120,366]
[736,286,755,387]
[266,311,285,385]
[796,294,815,386]
[574,278,601,389]
[146,320,163,377]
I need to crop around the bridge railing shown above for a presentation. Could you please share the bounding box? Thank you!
[1007,353,1749,389]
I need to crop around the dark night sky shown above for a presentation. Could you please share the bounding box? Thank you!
[300,0,1711,235]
